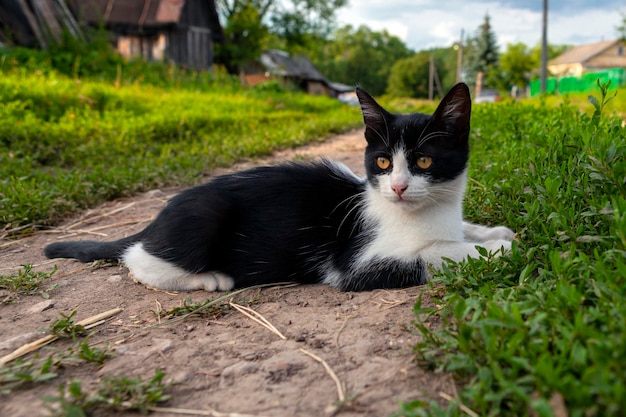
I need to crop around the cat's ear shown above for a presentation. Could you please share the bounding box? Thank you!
[356,87,391,143]
[432,83,471,138]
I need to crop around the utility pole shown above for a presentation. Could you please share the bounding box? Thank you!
[540,0,548,93]
[429,54,434,100]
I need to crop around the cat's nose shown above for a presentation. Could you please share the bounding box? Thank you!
[392,184,408,196]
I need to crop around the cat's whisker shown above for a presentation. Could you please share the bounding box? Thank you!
[330,192,363,216]
[369,124,390,148]
[337,197,367,237]
[416,131,454,148]
[382,114,391,148]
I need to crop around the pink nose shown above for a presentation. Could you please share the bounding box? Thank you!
[392,184,408,196]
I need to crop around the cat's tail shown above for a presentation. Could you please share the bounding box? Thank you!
[44,234,141,263]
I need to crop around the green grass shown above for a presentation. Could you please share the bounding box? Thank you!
[0,69,361,232]
[400,87,626,416]
[44,370,171,416]
[0,265,57,302]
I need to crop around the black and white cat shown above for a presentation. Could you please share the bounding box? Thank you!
[44,83,514,292]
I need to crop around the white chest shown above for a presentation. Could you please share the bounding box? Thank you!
[358,189,464,263]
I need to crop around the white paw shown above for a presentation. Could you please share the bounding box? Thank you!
[484,226,515,242]
[482,239,512,256]
[192,273,235,292]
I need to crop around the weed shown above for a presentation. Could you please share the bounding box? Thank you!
[0,356,58,394]
[44,369,171,416]
[0,265,57,302]
[49,310,86,340]
[0,337,112,395]
[588,79,617,123]
[163,296,230,319]
[75,341,111,365]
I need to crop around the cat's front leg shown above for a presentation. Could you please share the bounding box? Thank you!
[420,239,512,270]
[463,222,515,243]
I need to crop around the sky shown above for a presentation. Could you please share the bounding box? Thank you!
[335,0,625,51]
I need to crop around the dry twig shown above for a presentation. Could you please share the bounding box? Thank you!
[229,300,286,340]
[439,391,479,417]
[0,307,123,366]
[148,406,270,417]
[299,348,345,402]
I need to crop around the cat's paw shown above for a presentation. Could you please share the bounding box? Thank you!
[481,239,512,256]
[484,226,516,242]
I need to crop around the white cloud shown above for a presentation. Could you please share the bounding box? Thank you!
[336,0,624,51]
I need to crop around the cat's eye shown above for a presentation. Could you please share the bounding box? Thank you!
[416,155,433,169]
[376,157,391,170]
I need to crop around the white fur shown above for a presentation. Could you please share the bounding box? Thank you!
[352,152,514,272]
[325,159,364,182]
[122,243,234,291]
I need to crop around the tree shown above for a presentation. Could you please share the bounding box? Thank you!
[617,9,626,40]
[499,42,535,91]
[214,0,347,72]
[386,52,431,98]
[312,25,413,96]
[464,13,499,90]
[216,3,269,73]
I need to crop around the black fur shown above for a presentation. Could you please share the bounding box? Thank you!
[44,84,473,291]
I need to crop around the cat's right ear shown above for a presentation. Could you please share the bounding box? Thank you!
[356,87,391,143]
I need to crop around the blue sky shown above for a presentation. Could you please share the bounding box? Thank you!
[336,0,625,51]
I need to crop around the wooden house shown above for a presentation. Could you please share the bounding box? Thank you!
[0,0,84,48]
[548,39,626,77]
[68,0,222,70]
[252,50,352,97]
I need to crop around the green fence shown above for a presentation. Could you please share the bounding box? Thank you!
[529,68,625,97]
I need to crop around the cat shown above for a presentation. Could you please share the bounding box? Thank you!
[44,83,515,292]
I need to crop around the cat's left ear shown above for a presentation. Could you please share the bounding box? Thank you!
[432,83,472,138]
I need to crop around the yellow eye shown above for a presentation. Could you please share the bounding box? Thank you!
[376,156,391,170]
[417,155,433,169]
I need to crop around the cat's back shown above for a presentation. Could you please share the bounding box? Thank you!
[205,159,365,205]
[215,159,362,188]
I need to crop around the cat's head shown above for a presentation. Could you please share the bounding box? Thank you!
[356,83,471,211]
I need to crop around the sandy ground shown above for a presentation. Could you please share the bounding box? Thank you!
[0,130,453,417]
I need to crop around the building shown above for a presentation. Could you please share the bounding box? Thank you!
[248,50,352,98]
[68,0,222,70]
[548,39,626,77]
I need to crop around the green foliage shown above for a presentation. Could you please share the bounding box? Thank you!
[76,341,111,365]
[0,356,58,395]
[588,79,617,123]
[268,0,347,48]
[1,335,113,394]
[386,53,432,98]
[498,42,536,91]
[49,310,86,340]
[162,297,230,319]
[217,2,269,73]
[386,49,454,99]
[0,69,360,231]
[44,370,171,416]
[403,87,626,415]
[0,265,57,302]
[312,25,413,96]
[216,0,347,71]
[0,43,239,91]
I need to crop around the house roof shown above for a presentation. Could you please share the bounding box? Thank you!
[261,50,326,81]
[260,50,354,94]
[550,39,621,65]
[69,0,185,27]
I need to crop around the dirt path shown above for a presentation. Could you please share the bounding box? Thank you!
[0,130,451,417]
